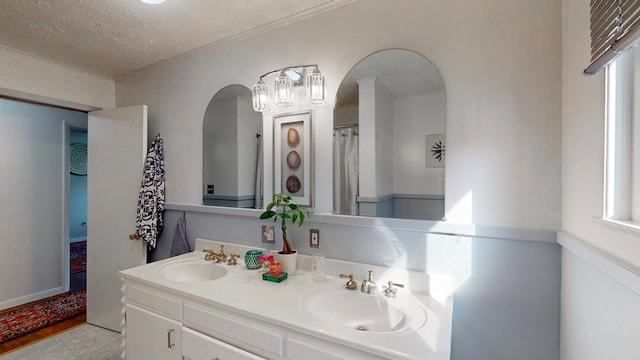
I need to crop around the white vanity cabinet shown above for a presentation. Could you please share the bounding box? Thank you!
[122,282,387,360]
[120,241,453,360]
[125,304,182,360]
[123,282,276,360]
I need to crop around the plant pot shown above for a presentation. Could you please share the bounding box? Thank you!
[275,251,298,275]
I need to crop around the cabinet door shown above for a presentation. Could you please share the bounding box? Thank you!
[182,327,266,360]
[125,304,182,360]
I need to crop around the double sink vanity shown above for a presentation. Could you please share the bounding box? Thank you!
[119,239,453,360]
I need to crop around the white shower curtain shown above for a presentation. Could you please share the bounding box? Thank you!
[333,127,359,215]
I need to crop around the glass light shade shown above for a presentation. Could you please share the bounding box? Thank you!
[252,79,272,112]
[274,71,293,107]
[307,67,326,105]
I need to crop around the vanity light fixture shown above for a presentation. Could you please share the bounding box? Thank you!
[252,79,272,112]
[252,65,326,112]
[274,70,293,107]
[307,67,326,105]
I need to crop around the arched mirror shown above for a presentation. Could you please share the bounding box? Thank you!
[333,49,445,220]
[203,84,263,208]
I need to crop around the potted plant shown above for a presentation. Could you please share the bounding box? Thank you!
[259,193,309,274]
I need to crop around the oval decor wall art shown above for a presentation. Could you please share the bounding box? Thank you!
[70,143,88,176]
[273,111,312,206]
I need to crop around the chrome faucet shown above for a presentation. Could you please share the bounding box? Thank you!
[382,281,405,297]
[361,270,377,294]
[203,245,228,263]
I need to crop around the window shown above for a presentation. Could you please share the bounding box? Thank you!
[604,45,640,227]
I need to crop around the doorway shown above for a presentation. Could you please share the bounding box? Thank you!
[69,129,88,292]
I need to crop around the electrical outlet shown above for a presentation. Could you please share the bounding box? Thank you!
[262,225,275,243]
[310,229,320,248]
[206,184,214,194]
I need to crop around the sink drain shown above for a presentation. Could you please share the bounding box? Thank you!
[355,325,369,331]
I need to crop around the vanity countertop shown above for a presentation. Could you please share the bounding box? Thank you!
[119,239,453,360]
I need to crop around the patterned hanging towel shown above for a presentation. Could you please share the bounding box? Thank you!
[136,135,165,249]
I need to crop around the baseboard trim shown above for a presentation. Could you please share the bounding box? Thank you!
[0,286,65,311]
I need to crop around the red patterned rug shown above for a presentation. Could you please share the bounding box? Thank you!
[0,291,86,343]
[70,241,87,274]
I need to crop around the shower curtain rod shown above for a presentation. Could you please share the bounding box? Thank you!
[333,124,359,129]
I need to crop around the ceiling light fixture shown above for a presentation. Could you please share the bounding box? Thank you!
[141,0,167,4]
[252,65,326,112]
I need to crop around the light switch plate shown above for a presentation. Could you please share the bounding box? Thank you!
[262,225,275,243]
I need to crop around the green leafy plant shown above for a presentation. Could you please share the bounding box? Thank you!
[259,193,309,254]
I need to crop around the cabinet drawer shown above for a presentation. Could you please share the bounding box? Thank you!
[287,336,387,360]
[183,327,266,360]
[126,284,182,319]
[184,303,283,357]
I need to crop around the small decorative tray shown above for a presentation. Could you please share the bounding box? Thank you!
[262,272,288,283]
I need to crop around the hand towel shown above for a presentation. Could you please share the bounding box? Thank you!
[136,135,165,249]
[170,216,189,257]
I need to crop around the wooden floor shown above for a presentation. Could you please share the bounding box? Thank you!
[0,313,87,355]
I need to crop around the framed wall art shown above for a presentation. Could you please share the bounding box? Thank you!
[425,133,445,168]
[273,111,312,206]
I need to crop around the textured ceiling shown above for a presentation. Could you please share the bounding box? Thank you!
[0,0,348,77]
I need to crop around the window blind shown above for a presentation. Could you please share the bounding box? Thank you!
[585,0,640,74]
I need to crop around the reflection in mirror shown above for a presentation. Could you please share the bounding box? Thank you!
[333,49,445,220]
[203,85,263,208]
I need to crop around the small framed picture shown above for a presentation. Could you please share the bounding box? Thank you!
[425,133,446,168]
[273,111,312,206]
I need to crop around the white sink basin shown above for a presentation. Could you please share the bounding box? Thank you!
[158,260,228,282]
[299,290,427,333]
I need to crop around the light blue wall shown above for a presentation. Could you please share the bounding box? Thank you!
[153,207,560,360]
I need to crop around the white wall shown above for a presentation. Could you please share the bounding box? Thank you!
[333,103,357,127]
[0,98,88,309]
[393,92,446,195]
[206,97,239,195]
[115,0,562,230]
[0,46,115,111]
[561,0,640,358]
[560,236,640,360]
[374,77,394,197]
[0,47,105,308]
[562,0,640,268]
[237,96,260,196]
